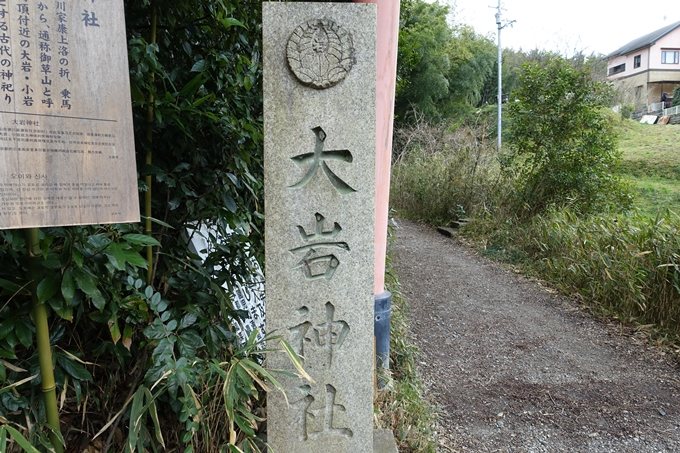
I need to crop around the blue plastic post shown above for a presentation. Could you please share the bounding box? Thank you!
[374,290,392,382]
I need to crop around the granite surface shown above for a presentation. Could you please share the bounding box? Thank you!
[263,3,377,452]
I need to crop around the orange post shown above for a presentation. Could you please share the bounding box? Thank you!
[353,0,400,295]
[354,0,400,380]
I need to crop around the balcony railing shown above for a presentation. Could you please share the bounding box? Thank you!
[648,102,664,112]
[663,105,680,116]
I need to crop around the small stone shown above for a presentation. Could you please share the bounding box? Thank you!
[436,226,457,237]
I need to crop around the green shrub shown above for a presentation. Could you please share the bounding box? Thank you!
[672,85,680,107]
[620,104,634,120]
[504,57,632,216]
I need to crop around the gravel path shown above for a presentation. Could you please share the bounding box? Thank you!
[392,218,680,453]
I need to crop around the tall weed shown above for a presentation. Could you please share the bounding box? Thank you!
[527,209,680,327]
[463,209,680,330]
[391,116,501,224]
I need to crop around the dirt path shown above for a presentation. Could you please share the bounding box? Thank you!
[392,219,680,453]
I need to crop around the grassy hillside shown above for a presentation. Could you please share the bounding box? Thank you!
[617,119,680,214]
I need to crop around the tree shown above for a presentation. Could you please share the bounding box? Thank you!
[440,25,496,117]
[396,0,452,120]
[504,57,630,216]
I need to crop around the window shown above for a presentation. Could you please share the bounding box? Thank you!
[635,86,642,100]
[608,63,626,76]
[662,50,679,64]
[634,54,641,68]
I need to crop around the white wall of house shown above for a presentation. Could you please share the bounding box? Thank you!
[648,32,680,69]
[607,52,648,80]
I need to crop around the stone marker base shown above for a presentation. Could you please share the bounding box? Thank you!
[374,429,398,453]
[259,429,397,453]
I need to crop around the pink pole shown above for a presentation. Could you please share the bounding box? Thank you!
[354,0,400,295]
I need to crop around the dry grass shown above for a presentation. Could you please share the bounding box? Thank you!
[373,230,439,453]
[391,116,501,224]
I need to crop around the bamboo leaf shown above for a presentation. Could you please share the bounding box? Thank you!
[140,215,175,229]
[0,348,16,360]
[220,17,245,29]
[147,394,166,448]
[1,360,26,373]
[279,339,314,383]
[37,273,60,303]
[239,359,284,393]
[123,234,161,247]
[58,347,95,366]
[0,373,39,395]
[233,358,269,393]
[2,425,41,453]
[92,393,135,440]
[181,72,205,94]
[127,386,147,451]
[0,278,29,296]
[14,319,33,348]
[61,268,75,300]
[56,353,93,382]
[0,319,15,340]
[190,60,205,75]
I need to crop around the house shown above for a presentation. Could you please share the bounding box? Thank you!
[606,20,680,111]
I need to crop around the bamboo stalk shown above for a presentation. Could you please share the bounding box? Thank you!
[25,228,63,453]
[145,0,158,285]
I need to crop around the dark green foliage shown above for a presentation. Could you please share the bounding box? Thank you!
[440,26,496,117]
[504,57,631,216]
[396,0,451,120]
[395,0,496,122]
[672,85,680,107]
[0,0,267,450]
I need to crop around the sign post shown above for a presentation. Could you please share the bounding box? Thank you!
[0,1,138,449]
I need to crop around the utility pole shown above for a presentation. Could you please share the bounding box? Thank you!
[494,0,514,151]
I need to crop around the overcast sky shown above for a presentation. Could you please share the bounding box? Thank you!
[447,0,680,56]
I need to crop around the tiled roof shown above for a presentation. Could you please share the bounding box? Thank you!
[607,20,680,59]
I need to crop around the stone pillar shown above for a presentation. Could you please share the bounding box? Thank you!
[263,3,377,452]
